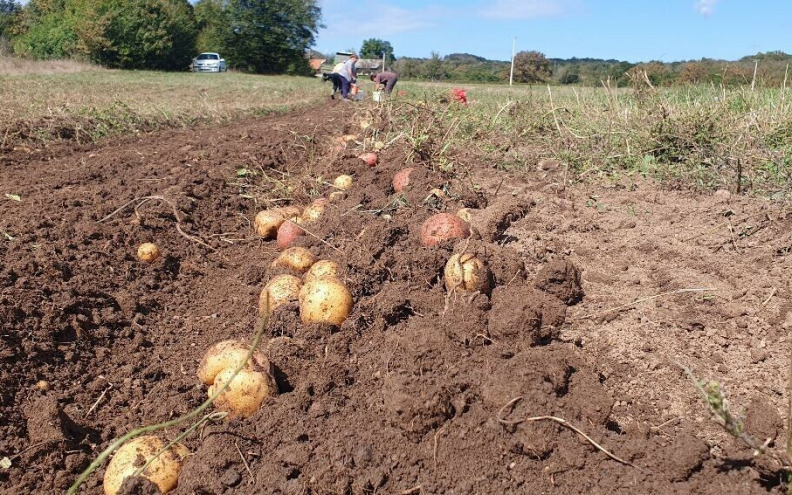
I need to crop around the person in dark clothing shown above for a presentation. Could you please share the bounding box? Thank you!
[322,72,343,99]
[370,71,399,93]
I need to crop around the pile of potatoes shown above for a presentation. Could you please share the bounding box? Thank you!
[263,247,353,327]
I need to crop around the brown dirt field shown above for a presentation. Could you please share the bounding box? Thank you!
[1,102,791,494]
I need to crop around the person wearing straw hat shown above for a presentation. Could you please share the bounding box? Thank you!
[370,70,399,95]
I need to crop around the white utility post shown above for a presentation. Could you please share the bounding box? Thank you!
[509,37,516,86]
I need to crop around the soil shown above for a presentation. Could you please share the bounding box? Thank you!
[2,101,792,494]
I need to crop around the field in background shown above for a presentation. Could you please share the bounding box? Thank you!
[4,58,792,196]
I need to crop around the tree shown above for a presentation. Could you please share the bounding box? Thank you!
[12,0,79,59]
[223,0,322,74]
[76,0,197,70]
[360,38,394,64]
[194,0,233,55]
[0,0,20,54]
[512,50,551,83]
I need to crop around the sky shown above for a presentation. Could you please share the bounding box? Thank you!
[314,0,791,63]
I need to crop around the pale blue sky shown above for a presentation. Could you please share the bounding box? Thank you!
[315,0,790,62]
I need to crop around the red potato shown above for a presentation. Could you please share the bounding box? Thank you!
[277,220,304,249]
[254,206,302,239]
[392,168,414,193]
[420,213,471,247]
[359,152,378,167]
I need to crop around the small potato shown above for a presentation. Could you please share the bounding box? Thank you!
[103,435,188,495]
[444,253,491,294]
[262,274,301,314]
[271,247,316,273]
[209,367,274,418]
[329,191,346,203]
[197,340,265,386]
[333,175,353,191]
[420,213,471,248]
[276,220,304,249]
[304,260,341,282]
[392,168,414,193]
[456,208,474,223]
[299,278,353,326]
[137,243,160,263]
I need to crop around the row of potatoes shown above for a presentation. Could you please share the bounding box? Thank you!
[106,165,494,494]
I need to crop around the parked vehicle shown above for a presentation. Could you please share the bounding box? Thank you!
[192,53,227,73]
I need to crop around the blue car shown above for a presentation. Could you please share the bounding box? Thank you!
[192,53,227,73]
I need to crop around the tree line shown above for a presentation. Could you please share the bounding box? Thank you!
[0,0,321,74]
[390,50,792,88]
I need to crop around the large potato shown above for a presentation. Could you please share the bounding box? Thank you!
[103,435,188,495]
[271,246,316,273]
[197,340,265,386]
[262,274,301,314]
[420,213,471,247]
[444,253,491,294]
[299,278,353,326]
[208,367,274,418]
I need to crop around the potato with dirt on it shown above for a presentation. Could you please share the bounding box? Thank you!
[262,274,302,314]
[420,213,471,248]
[137,243,160,263]
[456,208,474,223]
[271,246,316,273]
[304,260,341,282]
[253,206,300,239]
[197,340,266,386]
[333,174,353,191]
[444,253,491,294]
[276,220,304,249]
[103,435,188,495]
[299,277,353,326]
[301,198,328,223]
[392,167,414,193]
[208,367,274,418]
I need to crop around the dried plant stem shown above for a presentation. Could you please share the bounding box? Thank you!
[496,396,641,470]
[67,310,270,495]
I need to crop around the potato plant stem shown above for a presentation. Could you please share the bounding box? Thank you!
[67,310,270,495]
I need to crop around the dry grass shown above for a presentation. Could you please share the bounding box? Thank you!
[0,56,101,76]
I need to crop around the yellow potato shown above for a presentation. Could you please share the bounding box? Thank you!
[301,202,326,223]
[262,274,301,314]
[456,208,474,223]
[254,207,302,239]
[137,243,160,263]
[333,175,353,191]
[304,260,341,282]
[103,435,188,495]
[444,253,491,294]
[271,247,316,273]
[299,278,353,326]
[329,191,346,203]
[197,340,265,386]
[209,367,274,418]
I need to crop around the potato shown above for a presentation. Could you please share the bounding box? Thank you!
[304,260,341,282]
[329,191,346,202]
[444,253,491,294]
[359,152,378,167]
[271,246,316,273]
[301,199,327,223]
[420,213,471,247]
[253,206,302,239]
[208,367,274,418]
[333,174,353,191]
[392,167,414,193]
[262,274,301,314]
[197,340,265,386]
[103,435,188,495]
[276,220,304,249]
[137,243,160,263]
[299,278,353,326]
[456,208,474,223]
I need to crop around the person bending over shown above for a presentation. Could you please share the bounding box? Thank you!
[322,72,343,99]
[370,71,399,94]
[337,54,358,100]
